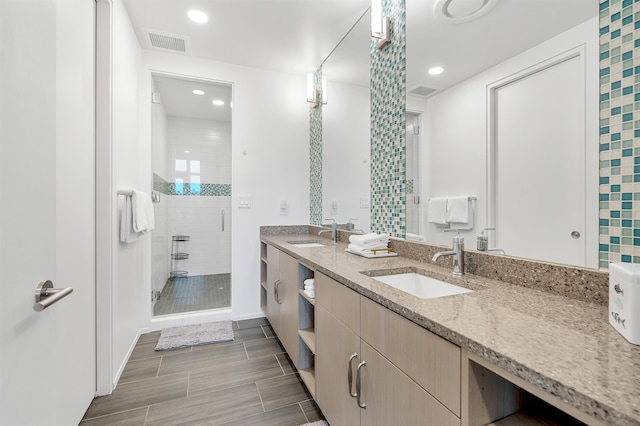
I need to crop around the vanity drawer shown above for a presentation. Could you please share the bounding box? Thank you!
[360,297,461,417]
[316,272,360,335]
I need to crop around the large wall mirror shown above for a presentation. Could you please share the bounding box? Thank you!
[321,9,371,232]
[405,0,599,269]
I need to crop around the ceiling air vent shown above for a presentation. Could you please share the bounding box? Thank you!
[408,85,437,97]
[141,28,192,55]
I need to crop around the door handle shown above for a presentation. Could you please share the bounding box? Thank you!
[356,360,366,408]
[221,209,225,232]
[347,353,359,398]
[275,280,282,304]
[34,280,73,312]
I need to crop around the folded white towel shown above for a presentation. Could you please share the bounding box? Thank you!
[132,190,155,233]
[304,284,315,290]
[446,196,470,224]
[304,289,315,299]
[303,278,315,286]
[427,197,448,225]
[406,232,426,242]
[120,195,138,243]
[347,243,391,255]
[349,233,390,246]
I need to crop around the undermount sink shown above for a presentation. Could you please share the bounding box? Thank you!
[287,240,326,248]
[371,272,472,299]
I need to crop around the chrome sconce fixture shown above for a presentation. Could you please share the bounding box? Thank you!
[307,73,328,108]
[371,0,390,49]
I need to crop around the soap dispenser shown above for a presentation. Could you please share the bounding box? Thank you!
[477,228,495,251]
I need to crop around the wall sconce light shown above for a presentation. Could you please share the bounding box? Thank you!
[371,0,390,49]
[307,74,328,108]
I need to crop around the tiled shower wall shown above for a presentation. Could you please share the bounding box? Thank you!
[370,0,406,238]
[599,0,640,267]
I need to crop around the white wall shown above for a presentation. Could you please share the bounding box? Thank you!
[420,17,598,251]
[141,50,310,322]
[111,0,149,386]
[322,80,371,231]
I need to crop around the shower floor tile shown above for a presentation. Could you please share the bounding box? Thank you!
[153,273,230,316]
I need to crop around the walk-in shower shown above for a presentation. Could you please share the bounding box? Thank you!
[150,74,232,317]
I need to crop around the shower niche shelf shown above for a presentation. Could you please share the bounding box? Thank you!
[170,235,190,278]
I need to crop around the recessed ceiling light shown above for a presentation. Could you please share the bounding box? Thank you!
[192,89,205,95]
[188,10,208,23]
[184,150,191,153]
[212,100,225,106]
[428,66,444,75]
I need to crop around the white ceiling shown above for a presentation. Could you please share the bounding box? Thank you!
[122,0,371,76]
[152,75,232,121]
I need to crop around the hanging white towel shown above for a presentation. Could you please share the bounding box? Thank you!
[447,196,474,230]
[427,197,448,225]
[120,195,138,243]
[132,190,155,233]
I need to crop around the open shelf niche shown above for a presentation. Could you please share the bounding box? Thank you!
[297,262,316,397]
[259,242,268,315]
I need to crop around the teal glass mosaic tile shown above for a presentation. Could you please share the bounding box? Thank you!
[309,68,323,225]
[600,0,640,266]
[370,0,406,238]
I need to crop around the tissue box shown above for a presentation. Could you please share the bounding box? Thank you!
[609,263,640,345]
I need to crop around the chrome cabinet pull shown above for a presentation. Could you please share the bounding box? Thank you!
[275,280,282,304]
[348,353,359,398]
[221,209,225,232]
[356,361,366,408]
[34,280,73,312]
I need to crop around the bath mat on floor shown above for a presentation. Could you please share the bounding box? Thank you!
[155,321,234,351]
[299,421,328,426]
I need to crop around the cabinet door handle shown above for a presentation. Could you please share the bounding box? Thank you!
[356,360,366,409]
[274,280,280,303]
[275,280,283,304]
[347,353,359,398]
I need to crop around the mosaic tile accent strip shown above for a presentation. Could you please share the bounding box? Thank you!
[310,67,323,225]
[167,183,231,197]
[599,0,640,268]
[370,0,406,238]
[406,179,413,195]
[153,173,170,195]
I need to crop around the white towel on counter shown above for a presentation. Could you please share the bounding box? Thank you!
[427,197,448,225]
[132,190,155,233]
[120,195,138,243]
[349,233,389,246]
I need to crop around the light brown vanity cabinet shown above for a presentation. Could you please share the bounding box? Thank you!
[263,244,299,366]
[316,272,460,426]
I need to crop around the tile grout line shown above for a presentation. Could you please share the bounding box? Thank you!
[300,402,310,423]
[275,353,286,375]
[255,380,267,413]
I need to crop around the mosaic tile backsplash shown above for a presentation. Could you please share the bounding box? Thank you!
[370,0,406,238]
[153,173,230,197]
[310,68,323,225]
[599,0,640,267]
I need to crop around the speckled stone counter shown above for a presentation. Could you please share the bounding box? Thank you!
[261,232,640,426]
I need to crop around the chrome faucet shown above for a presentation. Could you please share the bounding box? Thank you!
[432,231,464,275]
[318,218,337,242]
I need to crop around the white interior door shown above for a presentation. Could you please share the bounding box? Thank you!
[492,54,586,266]
[0,0,97,424]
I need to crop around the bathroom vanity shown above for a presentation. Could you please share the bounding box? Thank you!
[259,227,640,426]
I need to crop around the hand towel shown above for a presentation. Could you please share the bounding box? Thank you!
[132,190,155,233]
[349,233,390,246]
[427,197,448,225]
[406,232,426,242]
[304,278,315,287]
[304,289,315,299]
[120,195,138,243]
[446,196,470,223]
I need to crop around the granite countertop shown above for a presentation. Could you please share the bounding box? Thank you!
[261,233,640,426]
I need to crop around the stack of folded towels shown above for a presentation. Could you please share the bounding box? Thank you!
[303,278,315,299]
[348,233,390,255]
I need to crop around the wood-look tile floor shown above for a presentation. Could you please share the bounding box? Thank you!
[81,318,325,426]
